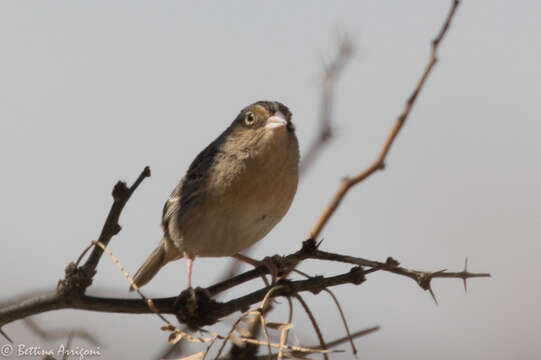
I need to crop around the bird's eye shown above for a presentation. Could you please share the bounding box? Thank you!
[244,112,255,126]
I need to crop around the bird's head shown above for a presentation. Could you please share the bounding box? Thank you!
[236,101,294,133]
[224,101,296,158]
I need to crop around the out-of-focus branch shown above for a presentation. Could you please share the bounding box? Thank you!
[299,39,353,176]
[309,0,461,240]
[23,318,101,348]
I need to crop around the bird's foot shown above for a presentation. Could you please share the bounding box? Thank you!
[261,255,287,284]
[173,286,216,330]
[194,286,212,298]
[233,253,290,285]
[174,287,196,314]
[174,286,212,308]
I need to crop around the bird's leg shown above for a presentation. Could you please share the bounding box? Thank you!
[232,253,284,285]
[232,253,260,267]
[233,254,271,286]
[182,256,211,299]
[186,256,194,288]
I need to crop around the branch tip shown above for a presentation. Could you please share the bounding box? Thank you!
[143,166,151,178]
[112,181,129,200]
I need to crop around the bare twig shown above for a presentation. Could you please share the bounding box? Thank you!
[309,326,380,351]
[322,289,356,354]
[278,297,294,360]
[214,316,244,359]
[277,324,290,360]
[201,333,218,360]
[82,166,151,277]
[293,268,356,354]
[227,285,285,359]
[294,294,328,360]
[248,327,380,359]
[235,338,335,356]
[309,0,461,240]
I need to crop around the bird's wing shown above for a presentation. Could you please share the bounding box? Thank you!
[161,136,225,237]
[161,181,183,231]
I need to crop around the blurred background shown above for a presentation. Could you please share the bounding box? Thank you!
[1,1,540,359]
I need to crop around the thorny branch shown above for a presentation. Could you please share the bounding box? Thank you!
[0,238,489,331]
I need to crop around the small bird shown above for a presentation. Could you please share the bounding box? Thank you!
[131,101,299,290]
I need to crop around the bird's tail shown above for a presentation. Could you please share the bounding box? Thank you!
[129,238,181,291]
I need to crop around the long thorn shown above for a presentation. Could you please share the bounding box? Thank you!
[463,257,468,293]
[428,284,439,305]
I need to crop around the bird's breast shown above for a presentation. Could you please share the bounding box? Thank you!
[176,132,299,257]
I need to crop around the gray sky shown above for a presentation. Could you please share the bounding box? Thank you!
[1,1,540,359]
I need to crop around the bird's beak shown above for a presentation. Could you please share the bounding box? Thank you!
[265,111,288,131]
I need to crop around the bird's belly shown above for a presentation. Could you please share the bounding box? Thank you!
[178,173,297,257]
[178,204,283,257]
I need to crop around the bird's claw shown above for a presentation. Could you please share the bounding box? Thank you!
[261,255,287,284]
